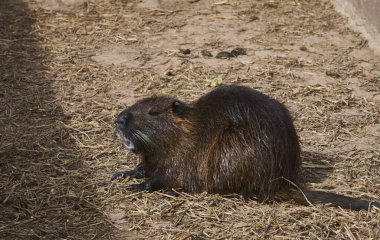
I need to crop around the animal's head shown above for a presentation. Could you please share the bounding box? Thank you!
[116,96,194,155]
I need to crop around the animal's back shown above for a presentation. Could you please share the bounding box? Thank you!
[192,85,301,198]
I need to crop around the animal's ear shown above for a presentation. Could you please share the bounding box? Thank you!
[171,100,186,115]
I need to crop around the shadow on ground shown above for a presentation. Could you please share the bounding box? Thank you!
[300,151,335,186]
[0,1,111,239]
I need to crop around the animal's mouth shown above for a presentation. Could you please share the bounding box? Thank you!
[117,131,135,151]
[123,138,135,150]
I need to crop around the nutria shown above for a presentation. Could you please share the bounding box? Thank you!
[112,85,380,210]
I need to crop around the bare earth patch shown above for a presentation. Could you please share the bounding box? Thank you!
[1,0,379,239]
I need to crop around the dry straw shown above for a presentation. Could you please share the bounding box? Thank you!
[1,0,379,239]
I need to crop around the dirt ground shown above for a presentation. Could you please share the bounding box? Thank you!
[1,0,379,239]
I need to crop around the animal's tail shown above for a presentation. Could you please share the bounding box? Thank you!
[295,190,380,211]
[274,178,379,211]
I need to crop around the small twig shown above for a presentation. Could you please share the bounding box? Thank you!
[0,218,36,231]
[3,183,19,204]
[279,176,315,207]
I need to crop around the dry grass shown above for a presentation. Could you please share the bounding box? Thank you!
[1,0,379,239]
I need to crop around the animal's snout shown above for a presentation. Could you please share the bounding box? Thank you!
[116,111,132,128]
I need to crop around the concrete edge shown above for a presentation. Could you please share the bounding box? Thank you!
[331,0,380,56]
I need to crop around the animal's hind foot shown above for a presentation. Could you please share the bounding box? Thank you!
[128,182,154,192]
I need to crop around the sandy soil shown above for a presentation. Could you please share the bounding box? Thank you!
[1,0,379,239]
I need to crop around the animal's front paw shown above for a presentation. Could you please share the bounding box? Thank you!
[111,171,128,180]
[111,167,146,181]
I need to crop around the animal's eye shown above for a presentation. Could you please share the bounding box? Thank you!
[172,100,182,115]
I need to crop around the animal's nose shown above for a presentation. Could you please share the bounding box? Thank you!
[116,111,132,126]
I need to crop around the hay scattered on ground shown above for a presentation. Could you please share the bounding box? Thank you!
[1,0,379,239]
